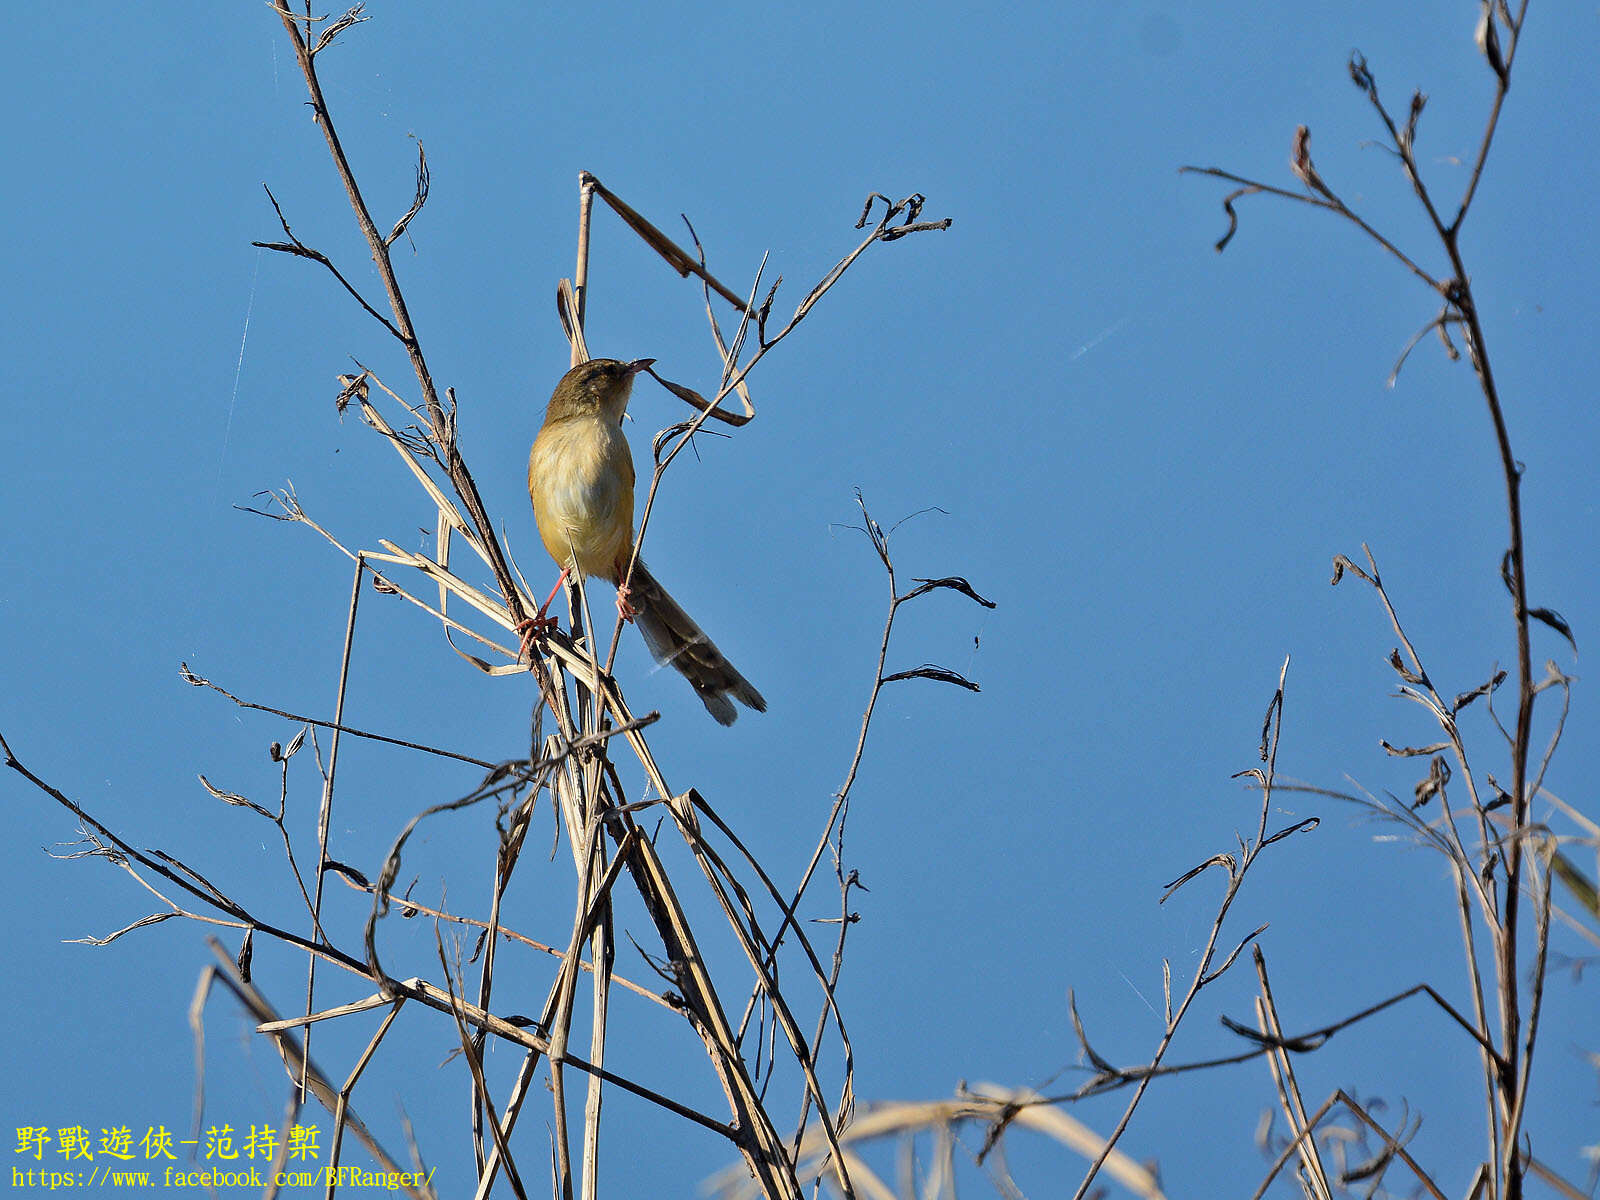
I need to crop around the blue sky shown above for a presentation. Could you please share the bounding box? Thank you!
[4,3,1596,1196]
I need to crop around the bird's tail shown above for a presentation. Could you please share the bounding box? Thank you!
[628,561,766,725]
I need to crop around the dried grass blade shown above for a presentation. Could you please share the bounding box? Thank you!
[583,172,751,311]
[359,398,491,573]
[375,541,524,631]
[557,279,590,365]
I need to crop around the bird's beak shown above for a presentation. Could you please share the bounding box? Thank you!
[624,358,655,376]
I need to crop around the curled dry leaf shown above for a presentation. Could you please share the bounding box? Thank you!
[901,576,997,609]
[879,664,981,693]
[1529,606,1576,653]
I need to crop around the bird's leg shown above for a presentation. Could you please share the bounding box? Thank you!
[515,568,569,660]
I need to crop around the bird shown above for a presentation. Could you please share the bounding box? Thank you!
[520,357,766,726]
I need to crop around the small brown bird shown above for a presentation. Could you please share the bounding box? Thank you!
[521,358,766,725]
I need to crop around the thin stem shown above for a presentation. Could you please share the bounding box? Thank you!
[300,552,364,1099]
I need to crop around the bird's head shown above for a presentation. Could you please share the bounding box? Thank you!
[546,358,655,423]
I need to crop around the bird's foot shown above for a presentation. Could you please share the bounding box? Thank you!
[515,613,559,662]
[516,568,572,660]
[615,583,638,623]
